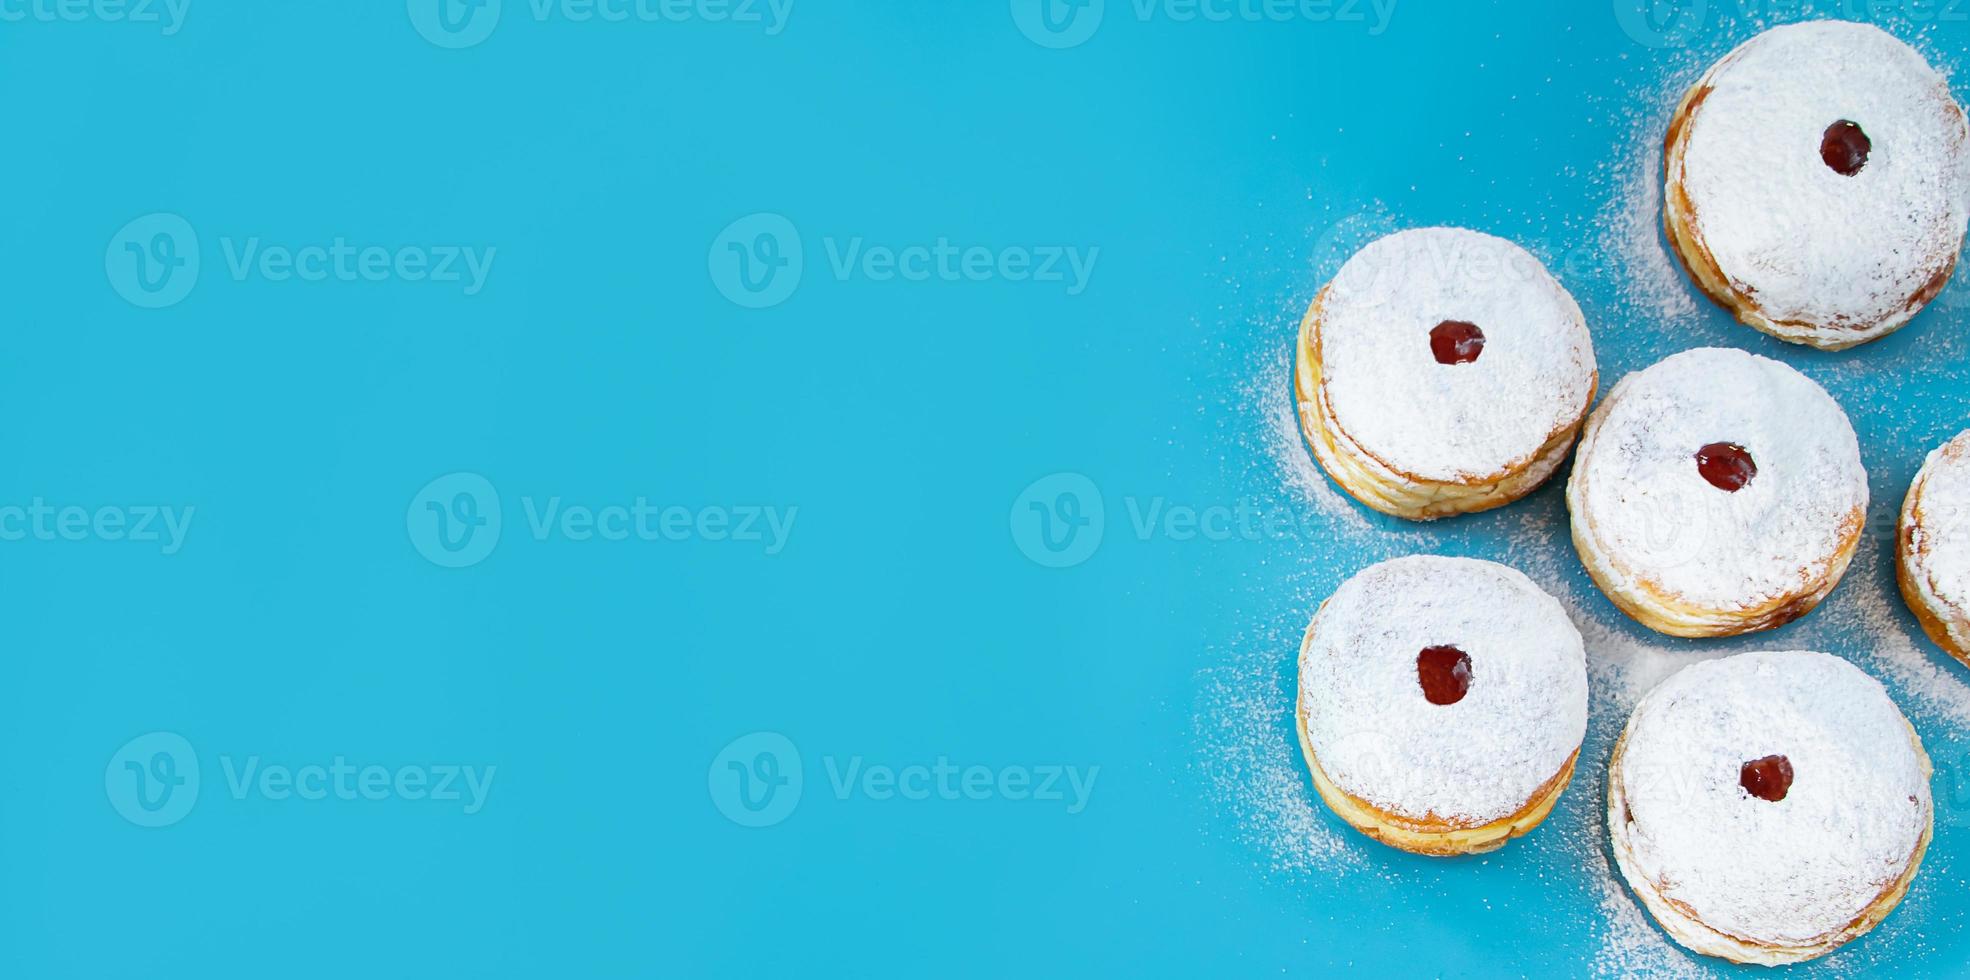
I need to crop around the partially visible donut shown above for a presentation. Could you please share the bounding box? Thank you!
[1567,348,1867,637]
[1296,556,1588,856]
[1294,228,1597,520]
[1608,651,1932,965]
[1664,20,1970,350]
[1899,429,1970,666]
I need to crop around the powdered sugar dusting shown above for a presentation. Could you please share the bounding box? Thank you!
[1250,341,1377,533]
[1828,546,1970,731]
[1907,432,1970,627]
[1301,556,1588,823]
[1320,229,1596,482]
[1676,21,1970,336]
[1197,640,1363,876]
[1211,314,1970,973]
[1200,18,1970,973]
[1571,348,1868,611]
[1600,86,1704,328]
[1615,652,1931,946]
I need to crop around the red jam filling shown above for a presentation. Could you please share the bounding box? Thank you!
[1429,320,1485,365]
[1417,645,1472,705]
[1821,120,1871,176]
[1740,755,1793,802]
[1696,442,1756,492]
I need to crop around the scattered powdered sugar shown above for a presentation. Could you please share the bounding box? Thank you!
[1675,21,1970,336]
[1198,17,1970,976]
[1249,339,1378,535]
[1319,229,1596,482]
[1571,348,1869,610]
[1301,556,1588,823]
[1826,544,1970,732]
[1207,268,1970,977]
[1197,635,1364,876]
[1597,74,1705,330]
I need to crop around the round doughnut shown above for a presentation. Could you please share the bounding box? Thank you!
[1296,555,1588,856]
[1608,651,1932,965]
[1663,20,1970,350]
[1566,347,1868,638]
[1293,228,1597,520]
[1898,429,1970,667]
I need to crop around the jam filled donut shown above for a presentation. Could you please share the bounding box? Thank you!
[1296,556,1587,856]
[1898,429,1970,667]
[1609,651,1932,965]
[1294,228,1597,520]
[1663,21,1970,350]
[1567,348,1867,638]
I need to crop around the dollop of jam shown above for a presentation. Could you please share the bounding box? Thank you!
[1696,442,1757,492]
[1417,645,1473,705]
[1821,120,1871,176]
[1740,755,1794,802]
[1429,320,1485,365]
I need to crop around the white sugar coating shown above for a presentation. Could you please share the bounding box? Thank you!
[1909,431,1970,620]
[1206,48,1970,963]
[1614,651,1931,946]
[1299,556,1588,824]
[1219,308,1967,975]
[1679,20,1970,335]
[1319,228,1596,483]
[1572,347,1868,610]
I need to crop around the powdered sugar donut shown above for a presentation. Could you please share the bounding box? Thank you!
[1664,21,1970,350]
[1567,348,1867,637]
[1608,651,1932,965]
[1293,228,1597,520]
[1898,429,1970,666]
[1296,556,1588,856]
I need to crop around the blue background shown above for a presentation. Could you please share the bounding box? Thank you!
[5,1,1970,976]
